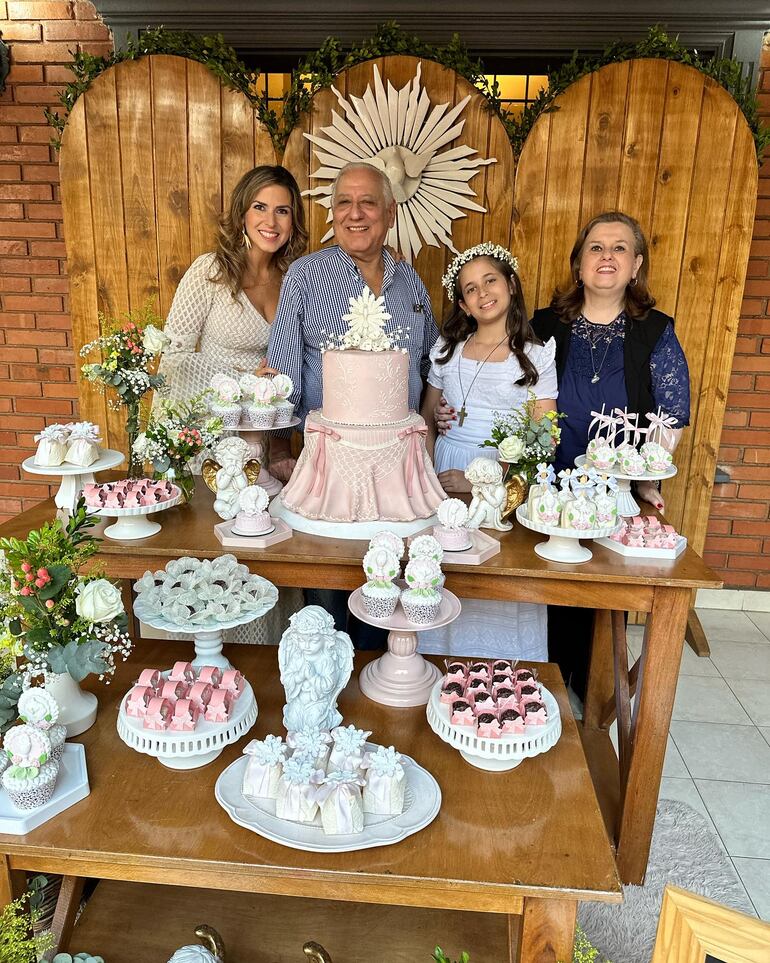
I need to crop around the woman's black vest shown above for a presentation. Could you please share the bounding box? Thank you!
[530,306,671,429]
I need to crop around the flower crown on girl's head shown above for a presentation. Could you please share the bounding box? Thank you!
[441,243,519,300]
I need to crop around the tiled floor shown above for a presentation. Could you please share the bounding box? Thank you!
[626,608,770,920]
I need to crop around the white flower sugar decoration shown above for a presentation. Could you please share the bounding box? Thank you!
[404,557,442,593]
[368,531,404,559]
[271,373,294,401]
[408,534,444,564]
[250,377,277,406]
[437,498,469,530]
[17,688,59,729]
[330,725,371,754]
[365,745,404,778]
[209,372,242,405]
[282,754,321,785]
[322,287,409,354]
[362,547,400,586]
[238,485,269,515]
[243,734,286,766]
[4,724,51,777]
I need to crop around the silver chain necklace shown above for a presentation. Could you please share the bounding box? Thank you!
[582,314,620,384]
[456,334,508,425]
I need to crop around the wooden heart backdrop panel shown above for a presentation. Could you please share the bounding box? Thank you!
[514,59,758,554]
[282,55,515,321]
[59,55,276,450]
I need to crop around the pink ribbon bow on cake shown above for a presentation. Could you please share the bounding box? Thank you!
[306,423,341,496]
[398,424,429,496]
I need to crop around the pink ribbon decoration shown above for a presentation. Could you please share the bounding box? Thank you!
[398,424,429,495]
[306,423,341,497]
[613,407,640,446]
[646,407,678,446]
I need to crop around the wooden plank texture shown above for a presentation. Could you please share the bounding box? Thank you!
[186,60,222,261]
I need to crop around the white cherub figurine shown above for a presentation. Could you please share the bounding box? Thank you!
[212,436,252,520]
[278,606,354,732]
[464,457,512,531]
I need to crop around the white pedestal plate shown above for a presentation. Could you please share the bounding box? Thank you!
[133,581,278,670]
[515,505,621,564]
[21,449,125,512]
[225,417,300,496]
[348,586,461,708]
[574,454,677,517]
[94,488,182,540]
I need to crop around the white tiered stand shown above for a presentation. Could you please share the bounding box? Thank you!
[22,449,125,512]
[574,454,677,517]
[95,488,182,540]
[225,417,300,496]
[515,505,621,564]
[348,585,461,707]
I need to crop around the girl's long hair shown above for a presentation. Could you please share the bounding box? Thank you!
[436,255,541,386]
[211,165,308,297]
[551,210,656,322]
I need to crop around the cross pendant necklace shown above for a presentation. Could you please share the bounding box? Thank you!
[458,405,468,426]
[456,334,508,427]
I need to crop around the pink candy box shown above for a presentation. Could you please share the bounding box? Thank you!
[450,700,475,726]
[219,669,244,697]
[499,707,525,734]
[644,515,662,532]
[644,533,663,549]
[467,665,490,684]
[628,516,645,534]
[626,534,645,548]
[492,659,513,675]
[197,666,223,687]
[471,692,495,715]
[440,681,465,705]
[122,491,142,508]
[137,668,162,691]
[125,685,153,718]
[476,712,502,739]
[160,679,188,701]
[140,491,159,507]
[169,699,200,732]
[143,696,172,730]
[444,662,467,684]
[660,528,678,549]
[512,668,536,684]
[205,688,232,722]
[169,661,195,684]
[522,700,547,725]
[515,681,540,701]
[495,688,518,712]
[465,678,491,697]
[188,681,213,709]
[104,491,125,508]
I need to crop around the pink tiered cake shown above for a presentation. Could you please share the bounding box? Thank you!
[273,348,445,537]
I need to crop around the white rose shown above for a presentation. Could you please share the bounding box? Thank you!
[498,435,525,463]
[142,324,170,354]
[75,579,124,623]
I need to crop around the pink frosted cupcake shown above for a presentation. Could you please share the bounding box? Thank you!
[2,725,59,810]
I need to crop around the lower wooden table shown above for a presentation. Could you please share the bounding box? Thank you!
[0,491,721,886]
[0,642,620,963]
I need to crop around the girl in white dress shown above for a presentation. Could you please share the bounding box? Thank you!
[419,245,557,661]
[157,165,308,645]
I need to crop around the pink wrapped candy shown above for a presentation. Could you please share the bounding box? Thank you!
[471,691,495,715]
[499,707,525,734]
[169,661,195,684]
[137,669,162,692]
[515,682,540,701]
[188,682,213,709]
[495,688,519,713]
[522,699,547,726]
[220,669,244,698]
[450,699,475,726]
[492,659,513,675]
[440,681,465,705]
[468,664,490,684]
[466,677,491,697]
[197,666,223,687]
[205,689,233,723]
[476,711,502,739]
[169,699,200,732]
[125,685,153,718]
[160,680,188,701]
[143,696,172,730]
[444,661,467,684]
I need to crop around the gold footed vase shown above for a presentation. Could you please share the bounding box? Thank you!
[502,472,529,521]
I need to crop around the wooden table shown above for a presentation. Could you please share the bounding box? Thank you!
[0,491,720,887]
[0,642,621,962]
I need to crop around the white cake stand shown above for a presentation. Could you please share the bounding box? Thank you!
[133,583,278,669]
[426,679,562,772]
[349,586,460,708]
[574,454,677,517]
[515,505,621,564]
[21,449,125,512]
[117,676,258,769]
[270,496,439,540]
[95,488,182,540]
[225,417,300,496]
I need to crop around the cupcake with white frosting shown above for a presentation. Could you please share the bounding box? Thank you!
[360,547,401,619]
[2,724,59,810]
[400,557,443,624]
[17,687,66,762]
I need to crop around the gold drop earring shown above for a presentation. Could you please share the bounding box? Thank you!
[242,227,252,250]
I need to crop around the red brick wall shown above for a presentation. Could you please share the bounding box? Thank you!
[0,8,768,588]
[703,34,770,590]
[0,1,112,518]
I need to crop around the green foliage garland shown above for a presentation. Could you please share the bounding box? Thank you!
[45,22,767,160]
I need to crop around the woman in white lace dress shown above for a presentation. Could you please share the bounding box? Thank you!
[158,165,309,645]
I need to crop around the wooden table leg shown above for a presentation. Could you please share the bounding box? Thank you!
[616,586,689,884]
[685,607,710,657]
[583,609,613,730]
[511,898,577,963]
[0,854,27,908]
[48,875,85,956]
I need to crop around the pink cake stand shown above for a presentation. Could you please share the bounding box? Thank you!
[225,417,300,496]
[349,587,461,708]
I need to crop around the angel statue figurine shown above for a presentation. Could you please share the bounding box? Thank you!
[278,606,354,732]
[464,457,513,532]
[209,436,252,520]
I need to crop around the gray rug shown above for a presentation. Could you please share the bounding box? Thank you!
[578,799,756,963]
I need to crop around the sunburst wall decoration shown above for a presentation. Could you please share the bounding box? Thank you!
[303,64,497,261]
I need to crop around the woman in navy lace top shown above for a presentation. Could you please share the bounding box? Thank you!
[531,210,689,512]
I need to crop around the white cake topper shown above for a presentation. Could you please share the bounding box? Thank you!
[436,498,469,530]
[278,605,354,732]
[238,484,269,515]
[322,287,409,354]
